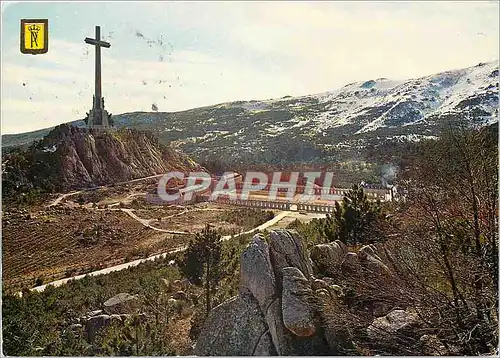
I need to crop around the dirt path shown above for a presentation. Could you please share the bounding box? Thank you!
[26,210,292,295]
[46,173,168,208]
[47,190,83,207]
[100,206,225,232]
[120,208,191,235]
[221,210,291,241]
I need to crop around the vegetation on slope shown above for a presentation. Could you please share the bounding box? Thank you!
[2,122,497,356]
[291,122,499,355]
[2,124,199,205]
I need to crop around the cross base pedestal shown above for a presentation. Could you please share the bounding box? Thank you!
[86,108,111,129]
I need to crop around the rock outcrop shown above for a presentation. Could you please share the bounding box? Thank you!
[281,267,316,337]
[195,295,275,356]
[310,240,347,273]
[358,244,391,275]
[2,124,201,196]
[195,230,330,356]
[239,235,276,313]
[195,229,452,356]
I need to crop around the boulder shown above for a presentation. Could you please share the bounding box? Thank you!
[264,297,328,356]
[239,234,277,312]
[358,249,391,276]
[341,252,361,275]
[313,280,343,299]
[358,244,391,271]
[194,295,274,356]
[281,267,316,337]
[310,240,348,273]
[269,230,313,279]
[358,244,376,259]
[253,329,276,356]
[358,244,382,261]
[264,298,291,356]
[103,292,139,314]
[367,309,421,341]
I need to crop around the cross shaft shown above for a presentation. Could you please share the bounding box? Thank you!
[84,26,110,111]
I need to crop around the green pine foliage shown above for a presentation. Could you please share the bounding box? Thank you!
[178,224,223,315]
[290,185,388,246]
[325,184,386,245]
[1,256,182,356]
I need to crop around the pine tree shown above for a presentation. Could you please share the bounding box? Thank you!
[179,224,222,316]
[327,184,385,245]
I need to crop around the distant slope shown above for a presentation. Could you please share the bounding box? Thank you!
[2,124,201,198]
[3,61,498,165]
[2,120,86,149]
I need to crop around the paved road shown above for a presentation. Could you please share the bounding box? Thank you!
[33,173,295,295]
[26,210,292,295]
[220,210,291,241]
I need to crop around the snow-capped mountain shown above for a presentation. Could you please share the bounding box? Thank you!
[3,61,498,165]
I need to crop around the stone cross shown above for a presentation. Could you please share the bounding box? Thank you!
[84,26,111,128]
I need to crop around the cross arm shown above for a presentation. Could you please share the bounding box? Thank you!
[85,37,111,48]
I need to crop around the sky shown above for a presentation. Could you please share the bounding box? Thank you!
[1,1,498,134]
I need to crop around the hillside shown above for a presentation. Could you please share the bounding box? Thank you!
[1,109,497,357]
[3,61,498,165]
[2,124,200,199]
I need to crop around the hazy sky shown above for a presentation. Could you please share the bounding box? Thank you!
[1,1,498,134]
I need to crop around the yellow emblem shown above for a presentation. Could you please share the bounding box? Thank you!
[20,19,48,54]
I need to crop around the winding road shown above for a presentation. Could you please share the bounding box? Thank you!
[46,173,168,207]
[27,210,292,295]
[27,172,296,295]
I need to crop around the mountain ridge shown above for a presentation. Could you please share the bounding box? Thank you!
[3,61,498,165]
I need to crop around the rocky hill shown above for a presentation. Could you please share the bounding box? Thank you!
[195,229,445,356]
[2,124,200,199]
[3,61,498,165]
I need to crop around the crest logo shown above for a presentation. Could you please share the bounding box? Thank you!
[20,19,48,54]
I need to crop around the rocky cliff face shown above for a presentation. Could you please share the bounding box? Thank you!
[2,124,200,196]
[195,229,446,356]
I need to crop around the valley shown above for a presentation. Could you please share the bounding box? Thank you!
[1,55,498,356]
[2,176,286,294]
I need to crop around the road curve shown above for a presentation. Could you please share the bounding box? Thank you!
[120,208,192,235]
[46,173,168,207]
[25,210,292,295]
